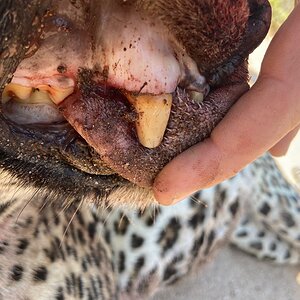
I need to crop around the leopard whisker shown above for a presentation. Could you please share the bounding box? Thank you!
[59,198,84,247]
[103,211,114,226]
[190,195,207,207]
[38,194,53,213]
[15,187,43,223]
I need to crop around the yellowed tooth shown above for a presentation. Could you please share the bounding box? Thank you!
[189,91,204,103]
[126,93,172,149]
[36,85,74,105]
[2,83,33,103]
[2,83,74,105]
[29,89,53,104]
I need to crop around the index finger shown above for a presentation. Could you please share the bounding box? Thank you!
[153,77,300,204]
[153,5,300,205]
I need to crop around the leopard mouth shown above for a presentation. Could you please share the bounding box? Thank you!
[1,70,247,187]
[0,0,271,198]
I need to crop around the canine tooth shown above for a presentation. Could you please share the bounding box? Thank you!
[126,93,172,149]
[189,91,204,103]
[36,85,74,105]
[2,84,32,103]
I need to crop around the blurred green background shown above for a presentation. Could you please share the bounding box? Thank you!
[269,0,294,32]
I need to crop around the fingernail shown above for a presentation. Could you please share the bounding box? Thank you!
[154,191,182,206]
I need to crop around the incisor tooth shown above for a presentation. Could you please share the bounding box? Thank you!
[36,85,74,105]
[189,91,204,103]
[126,93,172,149]
[2,84,33,103]
[30,89,53,104]
[2,83,74,105]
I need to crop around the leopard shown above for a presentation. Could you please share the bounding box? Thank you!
[0,1,299,299]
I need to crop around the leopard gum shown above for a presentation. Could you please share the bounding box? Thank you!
[95,3,181,94]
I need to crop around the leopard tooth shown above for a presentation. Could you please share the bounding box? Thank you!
[36,85,74,105]
[30,89,53,105]
[126,93,172,149]
[2,84,33,103]
[2,83,74,105]
[189,91,204,103]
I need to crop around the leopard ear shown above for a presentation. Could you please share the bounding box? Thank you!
[0,0,50,91]
[137,0,271,85]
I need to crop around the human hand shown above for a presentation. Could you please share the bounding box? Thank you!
[153,4,300,205]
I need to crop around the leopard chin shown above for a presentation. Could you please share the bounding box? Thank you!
[0,0,271,208]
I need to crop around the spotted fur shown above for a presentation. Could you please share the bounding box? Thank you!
[0,154,299,299]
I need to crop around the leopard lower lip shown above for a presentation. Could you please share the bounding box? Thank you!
[59,69,248,187]
[2,82,174,148]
